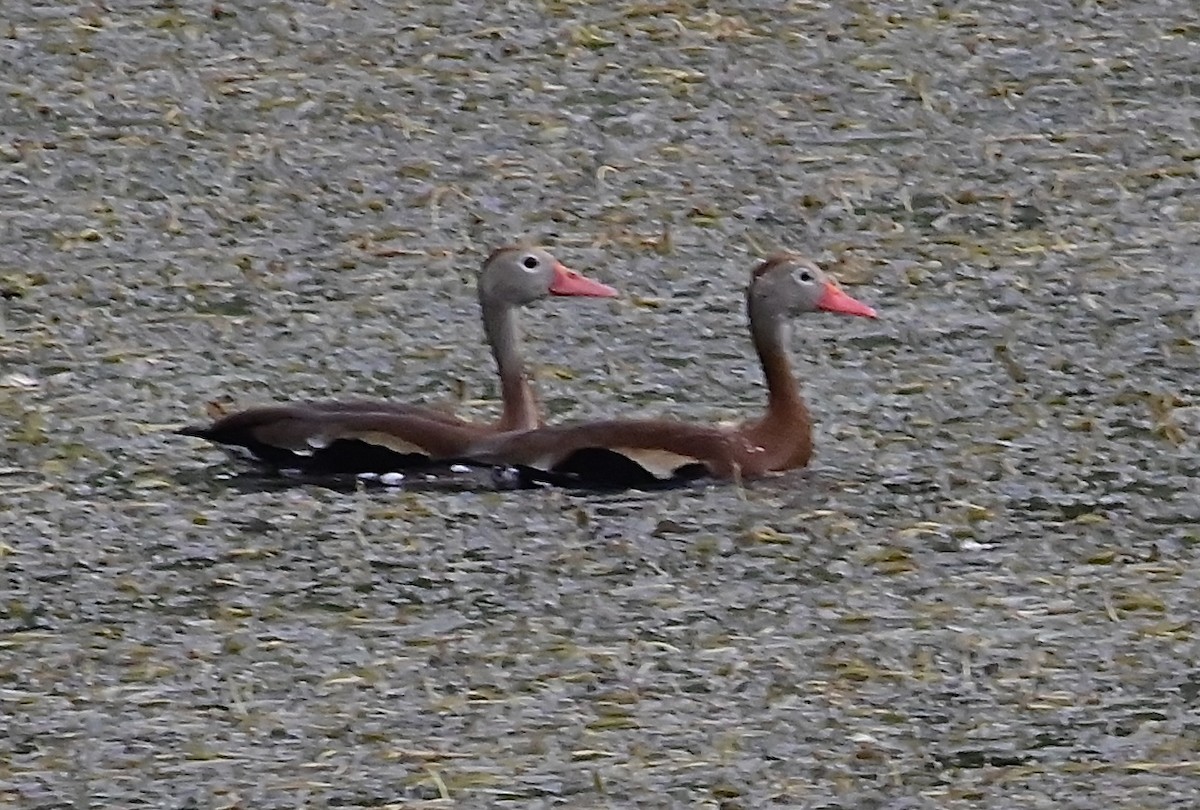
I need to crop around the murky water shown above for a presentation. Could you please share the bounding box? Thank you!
[3,0,1199,806]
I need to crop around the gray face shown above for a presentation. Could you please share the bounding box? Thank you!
[478,246,560,307]
[748,256,830,318]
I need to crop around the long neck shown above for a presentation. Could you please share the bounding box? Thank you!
[743,299,812,471]
[749,306,805,419]
[481,297,540,431]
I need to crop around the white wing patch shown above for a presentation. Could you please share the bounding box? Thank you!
[348,430,428,456]
[610,447,705,478]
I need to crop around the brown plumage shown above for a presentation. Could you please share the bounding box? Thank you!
[177,246,617,473]
[465,254,878,489]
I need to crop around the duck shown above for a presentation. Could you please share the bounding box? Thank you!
[177,245,618,473]
[463,254,877,489]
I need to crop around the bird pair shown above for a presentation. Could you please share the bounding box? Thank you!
[179,245,877,489]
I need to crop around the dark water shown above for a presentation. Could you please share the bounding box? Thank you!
[2,0,1199,806]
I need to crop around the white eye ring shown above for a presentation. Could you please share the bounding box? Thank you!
[521,254,541,272]
[798,270,814,283]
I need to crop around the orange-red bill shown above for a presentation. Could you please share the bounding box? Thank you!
[549,262,619,298]
[817,282,877,318]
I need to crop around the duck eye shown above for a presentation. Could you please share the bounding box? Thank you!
[522,255,540,270]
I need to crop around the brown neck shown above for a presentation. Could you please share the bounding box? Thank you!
[750,311,804,417]
[481,298,540,431]
[743,305,812,469]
